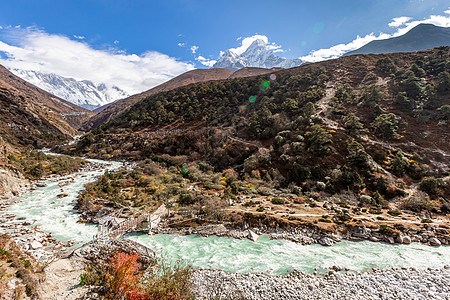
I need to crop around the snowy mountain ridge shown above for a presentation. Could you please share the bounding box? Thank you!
[213,39,304,71]
[9,69,129,110]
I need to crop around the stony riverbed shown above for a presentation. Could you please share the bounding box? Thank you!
[190,267,450,300]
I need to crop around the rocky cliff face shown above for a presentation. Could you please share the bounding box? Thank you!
[0,166,29,199]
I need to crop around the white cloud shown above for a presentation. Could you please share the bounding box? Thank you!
[73,35,85,40]
[388,16,412,28]
[445,8,450,14]
[229,35,268,55]
[0,27,194,94]
[195,55,216,67]
[225,34,285,56]
[300,33,391,62]
[190,45,199,54]
[113,40,119,45]
[300,10,450,62]
[177,42,185,47]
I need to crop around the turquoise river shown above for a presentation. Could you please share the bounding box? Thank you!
[2,158,449,275]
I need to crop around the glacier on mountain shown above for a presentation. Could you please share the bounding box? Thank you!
[213,39,304,71]
[9,69,129,110]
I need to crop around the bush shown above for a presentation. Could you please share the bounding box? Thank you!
[82,252,193,300]
[399,191,431,212]
[387,210,402,216]
[333,213,352,223]
[359,195,375,206]
[379,225,399,237]
[305,125,332,155]
[376,57,397,76]
[271,198,285,205]
[369,208,382,214]
[419,177,439,195]
[372,113,400,139]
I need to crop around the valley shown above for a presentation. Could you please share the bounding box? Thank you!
[0,46,449,299]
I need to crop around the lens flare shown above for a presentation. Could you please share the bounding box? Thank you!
[269,74,276,81]
[249,95,256,103]
[313,22,325,34]
[263,81,270,87]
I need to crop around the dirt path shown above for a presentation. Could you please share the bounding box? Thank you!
[314,84,342,130]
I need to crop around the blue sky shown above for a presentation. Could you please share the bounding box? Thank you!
[0,0,449,93]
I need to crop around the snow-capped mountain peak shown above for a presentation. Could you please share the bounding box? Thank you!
[8,69,129,110]
[213,38,304,71]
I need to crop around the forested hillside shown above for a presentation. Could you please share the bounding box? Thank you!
[66,47,450,214]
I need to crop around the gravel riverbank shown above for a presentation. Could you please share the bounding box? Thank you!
[191,267,450,299]
[155,221,450,247]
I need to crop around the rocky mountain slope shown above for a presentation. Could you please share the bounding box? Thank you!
[68,47,450,218]
[0,64,92,149]
[346,24,450,56]
[213,38,304,71]
[83,67,280,131]
[9,69,129,110]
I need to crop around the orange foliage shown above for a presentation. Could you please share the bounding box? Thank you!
[106,253,142,299]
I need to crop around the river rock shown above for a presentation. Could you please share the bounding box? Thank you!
[396,236,404,244]
[353,226,371,238]
[403,236,411,244]
[429,238,441,246]
[247,230,259,242]
[319,237,334,246]
[30,241,43,249]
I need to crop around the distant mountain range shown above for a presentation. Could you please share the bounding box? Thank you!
[0,64,92,149]
[8,69,129,110]
[213,39,304,71]
[345,24,450,56]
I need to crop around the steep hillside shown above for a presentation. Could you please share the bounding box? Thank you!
[229,67,283,79]
[345,24,450,56]
[82,68,234,131]
[0,65,92,149]
[68,48,450,216]
[84,67,291,132]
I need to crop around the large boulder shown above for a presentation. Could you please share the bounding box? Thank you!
[429,237,441,246]
[30,241,43,249]
[247,230,259,242]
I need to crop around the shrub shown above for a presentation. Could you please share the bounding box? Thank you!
[376,57,397,76]
[305,125,332,155]
[333,213,352,223]
[419,177,439,195]
[359,195,375,206]
[399,191,431,212]
[372,113,400,139]
[387,210,402,216]
[271,198,285,205]
[390,151,410,177]
[369,208,382,214]
[343,113,364,135]
[379,225,399,236]
[106,253,142,298]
